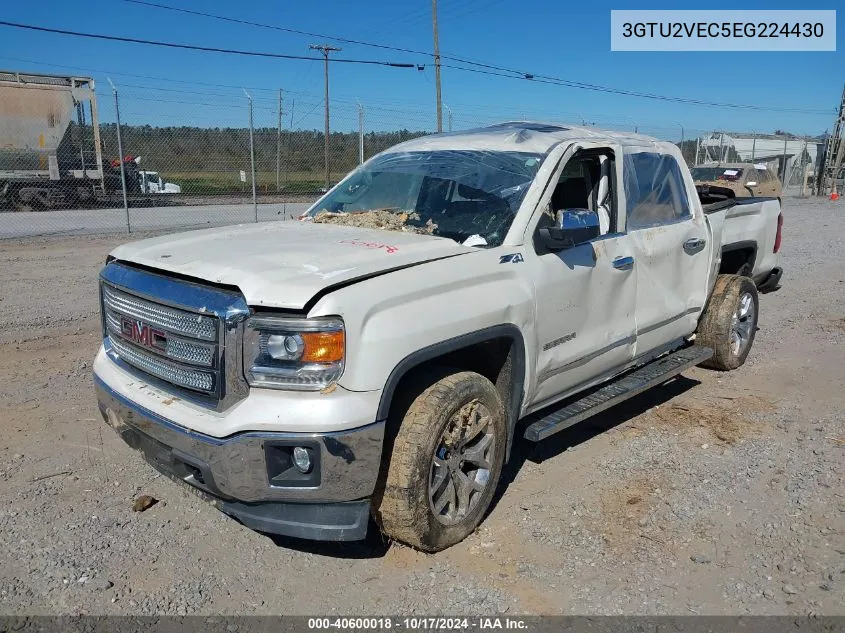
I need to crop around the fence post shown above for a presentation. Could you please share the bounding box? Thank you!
[781,137,788,184]
[358,103,364,166]
[276,89,283,192]
[107,78,130,233]
[801,138,809,196]
[751,133,757,161]
[244,89,258,223]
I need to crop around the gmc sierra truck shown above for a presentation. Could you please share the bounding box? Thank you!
[93,122,784,552]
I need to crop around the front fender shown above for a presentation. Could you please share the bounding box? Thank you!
[308,249,536,400]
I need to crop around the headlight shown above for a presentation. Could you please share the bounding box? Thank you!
[243,315,345,391]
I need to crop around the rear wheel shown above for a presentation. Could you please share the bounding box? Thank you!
[373,370,506,552]
[696,274,759,370]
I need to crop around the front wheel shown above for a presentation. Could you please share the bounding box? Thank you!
[696,274,759,370]
[373,370,506,552]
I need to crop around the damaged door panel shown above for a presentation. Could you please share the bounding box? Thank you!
[624,151,710,355]
[525,143,637,409]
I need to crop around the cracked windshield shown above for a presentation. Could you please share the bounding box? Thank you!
[305,150,544,247]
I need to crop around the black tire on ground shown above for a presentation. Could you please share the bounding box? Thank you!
[696,274,759,371]
[373,370,507,552]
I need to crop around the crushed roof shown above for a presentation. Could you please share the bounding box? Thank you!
[390,121,670,155]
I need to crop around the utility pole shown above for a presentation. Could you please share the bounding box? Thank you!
[107,78,130,233]
[244,89,257,222]
[818,84,845,196]
[276,88,283,192]
[310,43,341,190]
[432,0,443,132]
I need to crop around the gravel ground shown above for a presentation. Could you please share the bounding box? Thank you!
[0,196,843,616]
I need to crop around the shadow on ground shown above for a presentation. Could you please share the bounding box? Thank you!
[492,375,701,513]
[263,374,700,558]
[266,519,392,559]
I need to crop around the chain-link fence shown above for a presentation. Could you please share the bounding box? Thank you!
[689,131,819,196]
[0,72,823,238]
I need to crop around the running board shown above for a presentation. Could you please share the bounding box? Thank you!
[523,345,713,442]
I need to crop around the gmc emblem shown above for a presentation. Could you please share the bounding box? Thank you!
[121,317,167,353]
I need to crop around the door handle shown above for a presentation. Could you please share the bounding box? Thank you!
[612,256,634,270]
[683,238,706,254]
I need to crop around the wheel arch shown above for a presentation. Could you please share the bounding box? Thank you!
[720,240,757,276]
[376,324,527,460]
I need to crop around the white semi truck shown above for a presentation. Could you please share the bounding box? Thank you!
[0,70,105,210]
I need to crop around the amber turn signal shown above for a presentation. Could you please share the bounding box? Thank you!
[301,330,345,363]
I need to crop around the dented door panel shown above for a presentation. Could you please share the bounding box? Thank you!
[527,233,637,408]
[629,219,709,354]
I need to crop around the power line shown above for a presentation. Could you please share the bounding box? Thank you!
[2,51,833,128]
[439,62,835,115]
[120,0,834,116]
[122,0,431,58]
[0,54,430,109]
[0,54,323,100]
[119,0,542,74]
[0,21,416,68]
[0,22,834,119]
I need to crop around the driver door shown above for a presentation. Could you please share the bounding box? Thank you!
[525,145,638,410]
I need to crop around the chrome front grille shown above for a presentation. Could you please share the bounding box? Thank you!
[102,282,220,395]
[109,335,216,392]
[103,306,217,368]
[103,284,217,340]
[100,262,250,409]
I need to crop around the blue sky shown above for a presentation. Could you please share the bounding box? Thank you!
[0,0,841,140]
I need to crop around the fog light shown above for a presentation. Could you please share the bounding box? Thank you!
[292,446,312,473]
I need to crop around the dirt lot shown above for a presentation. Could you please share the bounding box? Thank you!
[0,196,843,616]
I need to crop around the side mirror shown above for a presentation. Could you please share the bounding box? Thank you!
[539,208,600,251]
[745,181,758,188]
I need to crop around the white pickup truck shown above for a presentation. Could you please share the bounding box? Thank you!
[93,122,784,551]
[138,170,182,194]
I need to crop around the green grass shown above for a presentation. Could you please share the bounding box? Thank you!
[162,171,332,195]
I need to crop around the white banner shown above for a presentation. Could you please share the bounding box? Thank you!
[611,10,836,51]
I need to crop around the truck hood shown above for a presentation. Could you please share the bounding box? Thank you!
[110,221,471,309]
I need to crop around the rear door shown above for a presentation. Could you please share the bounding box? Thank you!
[624,151,711,357]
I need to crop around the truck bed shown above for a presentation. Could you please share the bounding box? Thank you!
[700,192,782,287]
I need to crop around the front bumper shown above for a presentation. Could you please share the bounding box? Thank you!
[94,375,384,541]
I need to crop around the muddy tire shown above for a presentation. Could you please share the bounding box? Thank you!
[696,274,759,371]
[373,370,506,552]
